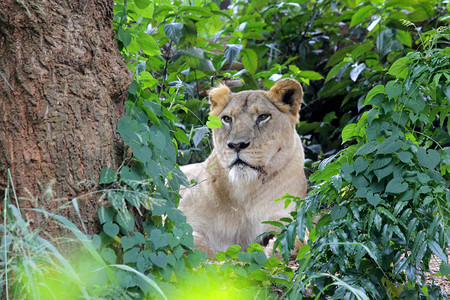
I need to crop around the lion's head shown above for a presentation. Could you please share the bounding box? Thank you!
[208,78,304,184]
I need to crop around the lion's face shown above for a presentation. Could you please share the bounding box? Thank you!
[208,79,303,183]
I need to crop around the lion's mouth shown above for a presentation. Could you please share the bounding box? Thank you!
[230,158,261,172]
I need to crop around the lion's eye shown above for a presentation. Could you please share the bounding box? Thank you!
[222,115,232,124]
[256,114,271,125]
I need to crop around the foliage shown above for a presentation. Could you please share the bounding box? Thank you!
[1,174,166,299]
[276,27,450,299]
[96,0,450,298]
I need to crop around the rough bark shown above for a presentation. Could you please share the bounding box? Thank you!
[0,0,132,233]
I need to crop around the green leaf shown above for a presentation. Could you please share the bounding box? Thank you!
[99,167,116,184]
[137,32,162,56]
[118,27,131,47]
[150,229,169,250]
[386,178,408,194]
[101,247,117,264]
[325,61,347,83]
[116,209,134,232]
[397,151,413,163]
[396,30,412,47]
[417,147,440,170]
[428,241,447,262]
[356,141,377,155]
[352,175,369,189]
[374,162,394,181]
[372,156,392,170]
[354,157,369,175]
[242,49,258,74]
[440,263,450,276]
[252,252,268,266]
[132,143,152,164]
[224,44,243,66]
[225,245,241,259]
[206,115,222,129]
[150,251,168,268]
[249,269,269,281]
[342,124,357,143]
[163,23,183,44]
[402,94,425,114]
[179,48,215,72]
[376,137,403,155]
[135,3,154,18]
[103,222,119,237]
[350,5,377,27]
[179,6,212,17]
[331,205,348,220]
[108,191,125,210]
[385,81,402,99]
[388,57,409,79]
[366,192,382,207]
[98,206,115,224]
[121,236,137,251]
[174,128,189,144]
[364,85,385,105]
[134,0,150,9]
[299,71,324,80]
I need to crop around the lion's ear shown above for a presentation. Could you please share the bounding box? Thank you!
[209,84,232,116]
[266,78,303,122]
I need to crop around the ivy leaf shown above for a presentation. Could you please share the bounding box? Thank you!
[101,248,117,264]
[385,81,403,99]
[163,23,183,44]
[355,141,377,155]
[242,49,258,74]
[331,205,348,220]
[99,167,116,184]
[150,229,169,250]
[397,151,413,163]
[116,209,135,232]
[108,191,125,210]
[132,143,153,164]
[376,136,403,155]
[386,178,408,194]
[98,206,115,224]
[121,236,137,251]
[206,115,222,129]
[150,251,168,268]
[103,222,119,237]
[252,252,268,266]
[354,157,369,175]
[366,192,382,207]
[417,147,440,170]
[224,44,243,66]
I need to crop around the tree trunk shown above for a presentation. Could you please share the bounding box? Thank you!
[0,0,131,233]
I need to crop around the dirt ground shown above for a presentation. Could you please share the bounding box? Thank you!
[427,250,449,297]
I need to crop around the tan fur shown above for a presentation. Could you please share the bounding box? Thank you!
[179,78,307,255]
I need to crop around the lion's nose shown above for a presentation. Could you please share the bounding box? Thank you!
[227,141,250,152]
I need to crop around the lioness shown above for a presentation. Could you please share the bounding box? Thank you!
[179,78,307,256]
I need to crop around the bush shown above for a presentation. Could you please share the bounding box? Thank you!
[277,26,449,299]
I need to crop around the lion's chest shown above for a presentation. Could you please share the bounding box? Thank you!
[203,191,287,252]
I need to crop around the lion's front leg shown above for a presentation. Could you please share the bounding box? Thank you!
[193,231,215,258]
